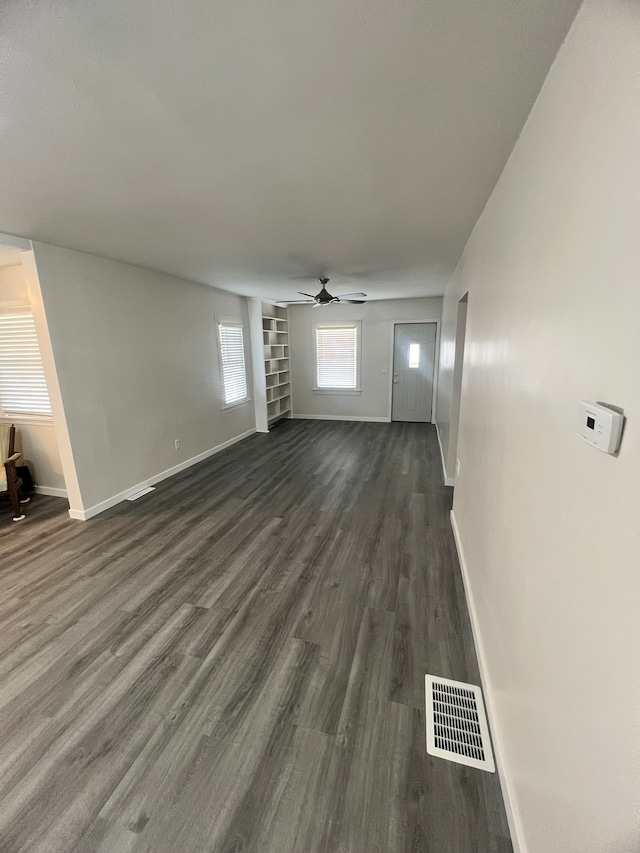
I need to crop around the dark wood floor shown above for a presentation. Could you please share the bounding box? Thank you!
[0,420,511,853]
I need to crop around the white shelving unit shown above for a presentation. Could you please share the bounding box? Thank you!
[248,298,292,432]
[262,305,291,425]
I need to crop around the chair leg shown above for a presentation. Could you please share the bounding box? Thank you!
[9,488,25,521]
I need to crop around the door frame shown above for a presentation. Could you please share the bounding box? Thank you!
[446,292,469,486]
[387,319,441,423]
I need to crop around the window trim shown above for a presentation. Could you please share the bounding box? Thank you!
[312,320,362,394]
[216,317,250,411]
[0,415,55,427]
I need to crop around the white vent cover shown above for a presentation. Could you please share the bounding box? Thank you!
[126,486,156,501]
[425,675,495,772]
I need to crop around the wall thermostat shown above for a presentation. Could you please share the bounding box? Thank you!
[577,401,623,454]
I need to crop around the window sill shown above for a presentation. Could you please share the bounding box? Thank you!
[222,398,251,412]
[0,414,54,427]
[312,388,362,396]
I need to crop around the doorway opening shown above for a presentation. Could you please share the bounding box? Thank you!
[0,244,68,516]
[391,322,437,422]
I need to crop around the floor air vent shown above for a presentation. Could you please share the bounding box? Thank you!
[126,486,156,501]
[425,675,495,772]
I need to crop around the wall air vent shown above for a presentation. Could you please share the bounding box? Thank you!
[425,674,495,772]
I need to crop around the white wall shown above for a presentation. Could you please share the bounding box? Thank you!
[31,243,255,517]
[0,263,66,494]
[0,264,29,302]
[289,297,442,420]
[436,2,640,852]
[11,424,65,495]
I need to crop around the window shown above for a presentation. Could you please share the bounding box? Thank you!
[218,321,248,408]
[315,323,360,391]
[0,310,52,418]
[408,343,420,368]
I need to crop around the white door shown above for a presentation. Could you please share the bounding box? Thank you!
[392,323,437,422]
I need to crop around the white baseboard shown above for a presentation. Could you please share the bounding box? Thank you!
[450,510,525,853]
[69,507,91,520]
[34,485,68,499]
[435,422,455,486]
[293,414,391,423]
[68,428,256,521]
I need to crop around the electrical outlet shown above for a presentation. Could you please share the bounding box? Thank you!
[456,458,461,476]
[174,439,180,450]
[381,366,388,374]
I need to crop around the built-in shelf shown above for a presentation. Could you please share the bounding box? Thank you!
[266,371,290,390]
[266,385,291,404]
[259,304,291,428]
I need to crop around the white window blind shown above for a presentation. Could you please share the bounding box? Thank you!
[218,323,248,406]
[316,325,358,389]
[0,312,52,417]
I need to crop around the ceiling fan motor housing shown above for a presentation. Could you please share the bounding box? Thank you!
[316,285,338,304]
[284,278,366,305]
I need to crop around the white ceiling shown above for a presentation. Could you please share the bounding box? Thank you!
[0,0,581,301]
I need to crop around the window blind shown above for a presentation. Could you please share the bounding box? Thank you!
[0,312,52,417]
[219,323,248,405]
[316,325,357,389]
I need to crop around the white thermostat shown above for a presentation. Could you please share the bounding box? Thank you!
[577,401,623,454]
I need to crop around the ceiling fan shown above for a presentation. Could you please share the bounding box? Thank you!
[279,278,367,307]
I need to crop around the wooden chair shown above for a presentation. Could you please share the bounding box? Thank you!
[1,424,30,522]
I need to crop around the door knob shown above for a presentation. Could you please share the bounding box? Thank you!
[393,378,399,384]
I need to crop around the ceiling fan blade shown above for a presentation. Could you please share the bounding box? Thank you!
[298,291,317,298]
[278,298,315,303]
[335,292,367,299]
[338,299,366,304]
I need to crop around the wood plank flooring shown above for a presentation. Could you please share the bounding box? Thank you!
[0,420,512,852]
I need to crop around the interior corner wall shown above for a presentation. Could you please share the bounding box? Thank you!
[289,297,442,421]
[31,242,255,517]
[436,2,640,852]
